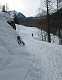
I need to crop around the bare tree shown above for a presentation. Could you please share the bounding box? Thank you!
[46,0,51,42]
[46,0,57,42]
[6,3,9,11]
[2,5,5,12]
[56,0,62,45]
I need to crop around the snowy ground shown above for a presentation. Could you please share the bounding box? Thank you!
[0,12,62,80]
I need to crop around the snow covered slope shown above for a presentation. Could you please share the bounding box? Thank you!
[16,25,62,80]
[0,12,62,80]
[0,13,32,80]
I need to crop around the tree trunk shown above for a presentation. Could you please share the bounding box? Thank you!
[58,24,62,45]
[46,0,51,42]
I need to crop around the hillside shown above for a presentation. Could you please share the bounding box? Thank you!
[0,12,62,80]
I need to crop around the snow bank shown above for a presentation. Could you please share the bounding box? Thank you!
[0,16,32,80]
